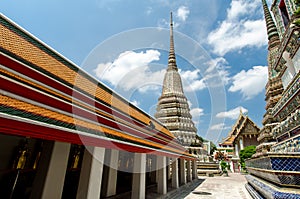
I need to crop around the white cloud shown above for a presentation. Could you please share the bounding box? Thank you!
[180,69,207,92]
[131,100,140,107]
[176,6,190,22]
[186,101,203,124]
[178,56,231,92]
[204,57,230,86]
[157,5,189,29]
[158,17,180,29]
[186,79,206,92]
[190,107,204,118]
[94,50,165,92]
[227,0,259,21]
[210,123,231,130]
[146,7,153,15]
[187,100,192,108]
[180,69,199,80]
[190,107,204,125]
[206,57,227,73]
[229,66,268,99]
[216,106,248,120]
[207,0,267,56]
[95,50,229,95]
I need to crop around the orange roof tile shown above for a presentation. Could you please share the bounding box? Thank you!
[0,94,188,156]
[0,22,173,138]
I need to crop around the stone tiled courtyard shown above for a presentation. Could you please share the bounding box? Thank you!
[180,173,251,199]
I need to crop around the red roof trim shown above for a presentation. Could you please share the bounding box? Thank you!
[0,116,194,160]
[0,53,175,142]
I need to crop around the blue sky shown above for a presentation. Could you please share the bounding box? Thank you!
[1,0,273,144]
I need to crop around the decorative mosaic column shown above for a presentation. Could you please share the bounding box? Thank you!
[77,146,105,199]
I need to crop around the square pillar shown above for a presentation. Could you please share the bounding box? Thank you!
[192,159,198,179]
[240,137,244,150]
[131,153,146,199]
[157,155,167,195]
[30,141,70,199]
[230,161,235,173]
[235,144,239,157]
[179,158,186,185]
[171,158,179,188]
[150,156,157,183]
[187,160,192,182]
[167,157,171,180]
[77,146,105,199]
[101,149,119,197]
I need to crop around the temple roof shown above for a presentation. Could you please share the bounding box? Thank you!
[219,112,260,146]
[0,14,194,159]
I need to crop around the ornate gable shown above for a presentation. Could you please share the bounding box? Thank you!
[220,112,260,146]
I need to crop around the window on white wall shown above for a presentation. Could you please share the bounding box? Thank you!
[281,68,293,89]
[292,49,300,73]
[282,51,298,89]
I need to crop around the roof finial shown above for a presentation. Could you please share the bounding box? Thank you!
[168,11,178,71]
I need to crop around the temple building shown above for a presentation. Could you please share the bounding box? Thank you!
[155,13,202,153]
[0,14,199,199]
[218,111,260,172]
[245,0,300,198]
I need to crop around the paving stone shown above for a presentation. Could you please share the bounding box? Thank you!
[183,173,252,199]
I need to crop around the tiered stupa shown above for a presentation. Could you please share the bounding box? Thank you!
[245,0,300,198]
[255,0,284,156]
[155,13,200,150]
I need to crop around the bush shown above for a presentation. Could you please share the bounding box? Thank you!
[220,160,230,176]
[239,145,256,171]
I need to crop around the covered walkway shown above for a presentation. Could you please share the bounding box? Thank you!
[0,14,197,198]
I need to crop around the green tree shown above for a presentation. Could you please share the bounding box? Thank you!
[209,141,217,155]
[220,160,230,176]
[239,145,256,172]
